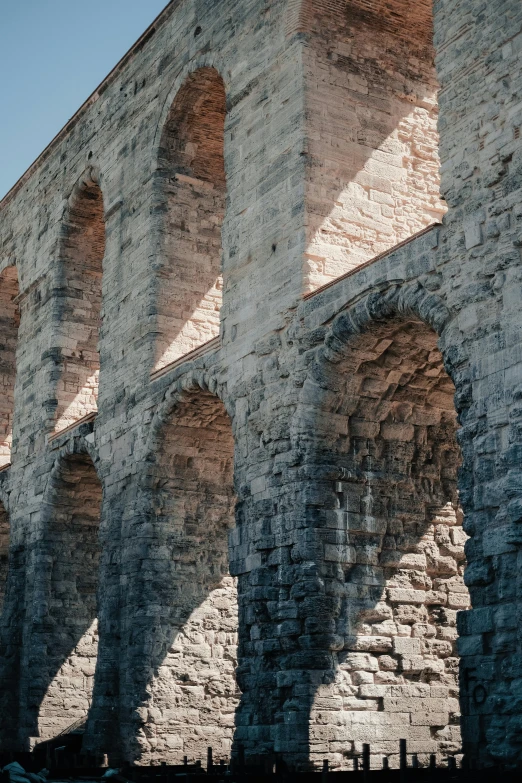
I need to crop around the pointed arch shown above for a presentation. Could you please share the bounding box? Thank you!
[153,67,227,371]
[54,168,105,433]
[0,264,20,466]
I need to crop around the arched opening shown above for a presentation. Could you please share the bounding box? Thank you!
[0,500,9,614]
[54,172,104,433]
[0,499,24,751]
[298,0,446,291]
[0,265,20,466]
[136,389,238,763]
[307,316,468,768]
[36,452,102,740]
[154,68,226,371]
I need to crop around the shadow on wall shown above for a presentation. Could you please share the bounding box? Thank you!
[0,265,20,467]
[119,388,239,764]
[53,172,105,434]
[231,311,467,770]
[0,498,26,749]
[152,68,227,372]
[302,317,467,769]
[0,501,9,614]
[22,452,102,744]
[297,0,446,292]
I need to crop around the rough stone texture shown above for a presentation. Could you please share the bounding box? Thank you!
[154,68,226,369]
[120,391,238,763]
[54,172,104,432]
[306,318,468,768]
[0,0,522,771]
[29,452,102,741]
[0,265,20,466]
[0,502,9,614]
[301,0,446,292]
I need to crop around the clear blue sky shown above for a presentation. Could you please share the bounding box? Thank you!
[1,0,169,199]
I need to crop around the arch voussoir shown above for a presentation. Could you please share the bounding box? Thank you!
[321,281,456,371]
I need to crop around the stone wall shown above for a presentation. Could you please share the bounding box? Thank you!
[0,0,521,771]
[53,172,104,433]
[0,266,20,467]
[301,0,446,292]
[29,452,102,741]
[154,68,226,370]
[118,390,238,763]
[0,502,9,614]
[305,317,468,768]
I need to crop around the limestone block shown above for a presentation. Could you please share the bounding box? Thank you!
[387,589,427,604]
[393,637,421,656]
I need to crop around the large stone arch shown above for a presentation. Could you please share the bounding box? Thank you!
[145,368,234,456]
[44,435,101,496]
[151,54,229,163]
[52,166,106,434]
[21,439,103,744]
[119,370,238,764]
[288,281,472,769]
[151,65,228,372]
[0,262,20,467]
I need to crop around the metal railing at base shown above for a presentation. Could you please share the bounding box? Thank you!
[1,740,520,783]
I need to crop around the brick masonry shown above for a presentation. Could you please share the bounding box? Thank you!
[0,0,522,771]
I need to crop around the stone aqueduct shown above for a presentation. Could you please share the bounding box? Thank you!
[0,0,521,770]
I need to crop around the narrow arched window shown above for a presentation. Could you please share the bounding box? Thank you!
[54,172,104,433]
[0,265,20,467]
[154,68,226,371]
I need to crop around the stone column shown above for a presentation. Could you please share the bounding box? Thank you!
[83,493,122,761]
[0,533,25,750]
[455,291,522,765]
[229,334,345,768]
[231,472,343,768]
